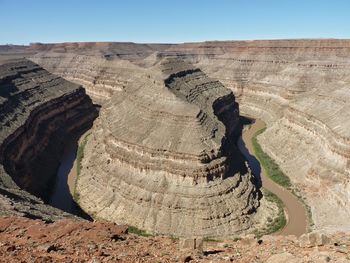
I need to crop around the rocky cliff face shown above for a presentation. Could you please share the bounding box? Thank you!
[168,40,350,233]
[26,39,350,233]
[0,59,97,219]
[75,58,273,238]
[29,43,173,105]
[30,52,153,104]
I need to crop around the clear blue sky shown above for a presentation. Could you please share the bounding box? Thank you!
[1,0,349,45]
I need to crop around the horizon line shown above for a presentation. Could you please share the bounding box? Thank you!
[2,37,350,46]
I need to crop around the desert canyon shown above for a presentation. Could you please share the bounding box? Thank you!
[0,40,350,262]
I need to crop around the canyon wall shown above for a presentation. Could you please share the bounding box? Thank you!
[29,43,173,104]
[167,40,350,232]
[75,58,274,238]
[30,52,155,104]
[0,59,97,219]
[24,39,350,232]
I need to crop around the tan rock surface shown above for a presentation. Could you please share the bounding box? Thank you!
[166,40,350,233]
[75,58,275,238]
[26,39,350,232]
[30,52,149,104]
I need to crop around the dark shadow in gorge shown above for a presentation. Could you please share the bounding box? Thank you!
[47,104,101,220]
[237,116,262,189]
[48,128,92,220]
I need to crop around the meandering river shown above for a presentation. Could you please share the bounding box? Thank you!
[49,117,307,234]
[48,135,84,217]
[238,118,308,236]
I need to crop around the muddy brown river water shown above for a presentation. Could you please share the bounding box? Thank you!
[238,118,308,236]
[49,118,308,234]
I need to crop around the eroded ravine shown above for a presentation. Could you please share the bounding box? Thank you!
[239,118,308,236]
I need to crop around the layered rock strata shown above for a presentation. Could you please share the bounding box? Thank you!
[170,41,350,232]
[76,59,264,237]
[24,39,350,232]
[29,43,172,104]
[0,59,97,219]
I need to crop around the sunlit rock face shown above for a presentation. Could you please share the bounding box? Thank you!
[75,58,265,238]
[29,39,350,232]
[168,40,350,232]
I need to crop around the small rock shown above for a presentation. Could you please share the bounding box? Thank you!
[6,245,16,252]
[179,238,195,251]
[38,243,58,253]
[111,234,125,241]
[171,255,179,262]
[299,232,330,248]
[87,243,98,250]
[181,254,192,263]
[96,250,109,257]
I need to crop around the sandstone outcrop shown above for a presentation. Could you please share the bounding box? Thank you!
[30,52,150,104]
[11,39,350,232]
[0,59,97,220]
[170,40,350,233]
[75,58,271,238]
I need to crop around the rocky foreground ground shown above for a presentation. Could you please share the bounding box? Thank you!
[0,216,349,263]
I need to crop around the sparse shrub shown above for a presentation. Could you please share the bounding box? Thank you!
[232,237,241,242]
[127,226,152,237]
[252,127,314,231]
[73,133,90,202]
[203,237,221,242]
[252,128,292,188]
[254,188,287,238]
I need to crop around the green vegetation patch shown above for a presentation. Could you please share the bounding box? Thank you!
[251,125,314,232]
[73,133,90,202]
[252,128,292,188]
[203,237,221,242]
[76,133,90,176]
[255,188,287,238]
[128,226,152,237]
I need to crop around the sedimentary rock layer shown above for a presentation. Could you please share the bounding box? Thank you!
[30,52,154,104]
[29,42,173,104]
[24,39,350,232]
[76,58,263,237]
[167,41,350,232]
[0,59,97,219]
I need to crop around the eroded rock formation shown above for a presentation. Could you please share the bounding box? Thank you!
[0,59,97,220]
[31,53,147,104]
[11,39,350,232]
[171,41,350,232]
[75,58,271,238]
